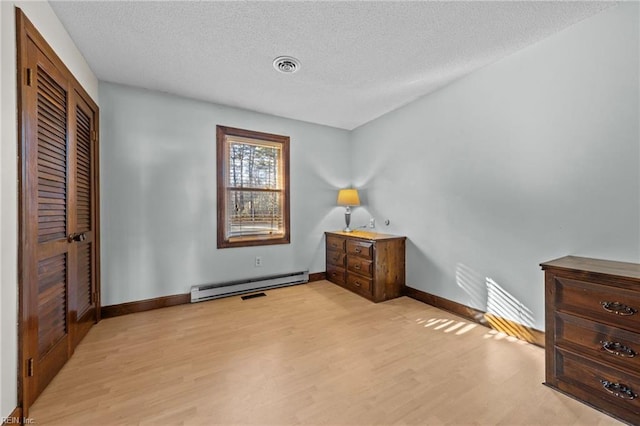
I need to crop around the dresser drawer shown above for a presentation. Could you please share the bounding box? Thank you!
[555,277,640,333]
[555,348,640,423]
[346,240,373,259]
[326,235,346,252]
[327,249,346,267]
[556,312,640,373]
[347,274,372,296]
[347,257,373,277]
[327,265,346,286]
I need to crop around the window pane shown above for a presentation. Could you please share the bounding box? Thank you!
[226,190,284,238]
[217,125,289,249]
[228,142,281,190]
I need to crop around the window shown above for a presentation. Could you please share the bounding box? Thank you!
[216,125,290,248]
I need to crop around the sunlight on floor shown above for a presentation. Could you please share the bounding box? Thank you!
[483,328,527,344]
[415,317,478,335]
[415,315,531,345]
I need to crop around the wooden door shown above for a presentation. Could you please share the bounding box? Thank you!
[17,9,100,413]
[21,36,73,408]
[69,92,99,348]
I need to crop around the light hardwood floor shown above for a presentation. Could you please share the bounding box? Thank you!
[29,281,620,425]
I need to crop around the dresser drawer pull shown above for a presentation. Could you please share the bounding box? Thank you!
[354,281,361,287]
[600,380,638,400]
[355,248,361,253]
[354,264,361,270]
[601,301,638,316]
[601,341,637,358]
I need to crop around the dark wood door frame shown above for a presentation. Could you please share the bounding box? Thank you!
[16,7,101,415]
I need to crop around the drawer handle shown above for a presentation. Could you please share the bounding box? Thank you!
[355,248,361,253]
[331,272,337,277]
[354,281,361,287]
[354,265,361,270]
[601,301,638,316]
[601,341,637,358]
[600,380,638,400]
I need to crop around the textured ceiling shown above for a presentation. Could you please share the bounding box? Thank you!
[50,1,614,130]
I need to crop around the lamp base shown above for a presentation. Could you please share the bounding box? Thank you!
[344,208,353,232]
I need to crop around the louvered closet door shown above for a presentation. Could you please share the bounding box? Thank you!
[23,39,72,405]
[69,91,97,348]
[19,10,100,413]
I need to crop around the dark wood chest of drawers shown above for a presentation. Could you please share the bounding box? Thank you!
[541,256,640,425]
[325,231,406,302]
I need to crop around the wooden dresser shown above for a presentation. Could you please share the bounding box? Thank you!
[325,231,406,302]
[541,256,640,424]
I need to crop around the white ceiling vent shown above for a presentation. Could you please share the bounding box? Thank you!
[273,56,300,74]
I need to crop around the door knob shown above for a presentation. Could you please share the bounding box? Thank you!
[68,233,87,243]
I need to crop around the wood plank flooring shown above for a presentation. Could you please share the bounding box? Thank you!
[28,281,620,425]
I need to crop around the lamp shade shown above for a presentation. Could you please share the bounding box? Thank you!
[337,189,360,206]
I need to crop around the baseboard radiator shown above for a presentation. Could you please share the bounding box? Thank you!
[190,270,309,303]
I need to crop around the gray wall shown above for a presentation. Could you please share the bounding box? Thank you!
[350,2,639,331]
[100,82,350,306]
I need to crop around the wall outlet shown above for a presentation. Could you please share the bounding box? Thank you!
[369,217,375,228]
[255,256,263,267]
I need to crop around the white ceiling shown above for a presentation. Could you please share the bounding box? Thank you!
[50,1,614,130]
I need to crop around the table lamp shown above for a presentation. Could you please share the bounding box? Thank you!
[337,188,360,232]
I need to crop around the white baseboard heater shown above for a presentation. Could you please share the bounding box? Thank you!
[190,270,309,303]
